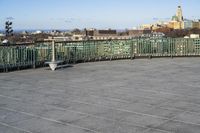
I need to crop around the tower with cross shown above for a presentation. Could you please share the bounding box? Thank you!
[176,0,183,22]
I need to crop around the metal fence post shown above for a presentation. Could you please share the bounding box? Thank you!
[110,41,112,61]
[130,40,134,60]
[33,47,36,69]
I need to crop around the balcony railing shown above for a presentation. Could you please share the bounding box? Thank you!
[1,38,200,72]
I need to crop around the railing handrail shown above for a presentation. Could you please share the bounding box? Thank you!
[1,37,200,72]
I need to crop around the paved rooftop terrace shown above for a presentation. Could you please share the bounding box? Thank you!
[1,58,200,133]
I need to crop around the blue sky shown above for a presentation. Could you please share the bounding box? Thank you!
[0,0,199,30]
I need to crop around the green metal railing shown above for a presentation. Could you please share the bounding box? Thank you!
[1,38,200,72]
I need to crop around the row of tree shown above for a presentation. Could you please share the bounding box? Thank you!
[154,27,200,38]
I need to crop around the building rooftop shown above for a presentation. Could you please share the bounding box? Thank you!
[1,58,200,133]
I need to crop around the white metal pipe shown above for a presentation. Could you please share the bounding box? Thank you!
[52,40,55,62]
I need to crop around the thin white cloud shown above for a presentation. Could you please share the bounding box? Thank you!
[6,17,14,20]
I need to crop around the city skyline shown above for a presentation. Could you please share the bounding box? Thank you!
[0,0,200,30]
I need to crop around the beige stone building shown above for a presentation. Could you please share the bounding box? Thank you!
[168,6,184,29]
[192,21,200,29]
[167,6,200,30]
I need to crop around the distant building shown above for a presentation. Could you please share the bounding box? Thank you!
[168,6,184,29]
[0,33,5,37]
[128,30,151,37]
[33,30,43,34]
[143,5,200,30]
[84,29,119,40]
[95,29,117,36]
[184,34,200,39]
[141,32,165,38]
[190,34,199,39]
[72,34,85,41]
[140,24,153,30]
[44,36,72,41]
[167,21,181,29]
[182,19,193,29]
[176,6,184,22]
[192,21,200,29]
[168,6,200,30]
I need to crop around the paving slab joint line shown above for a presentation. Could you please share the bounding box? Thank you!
[152,110,190,130]
[2,93,200,130]
[68,90,200,107]
[0,106,147,129]
[2,104,200,133]
[71,99,169,119]
[0,107,99,133]
[0,92,199,121]
[0,105,174,133]
[167,110,200,127]
[156,99,200,114]
[143,127,171,133]
[4,85,200,112]
[0,93,171,120]
[127,87,199,98]
[65,91,172,108]
[0,95,148,129]
[3,82,197,108]
[0,121,34,133]
[88,90,175,103]
[0,93,198,127]
[0,94,20,101]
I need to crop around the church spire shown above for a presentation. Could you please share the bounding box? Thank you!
[176,5,183,21]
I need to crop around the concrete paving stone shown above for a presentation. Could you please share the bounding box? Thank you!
[89,89,169,106]
[0,98,53,116]
[88,90,140,103]
[1,58,200,133]
[120,102,156,114]
[143,107,184,119]
[93,108,130,121]
[40,124,95,133]
[101,122,147,133]
[130,96,168,106]
[144,128,170,133]
[159,101,200,113]
[0,89,48,104]
[9,117,53,133]
[0,108,33,125]
[72,96,156,114]
[0,124,28,133]
[176,96,200,105]
[69,115,115,132]
[65,94,133,109]
[95,108,168,128]
[118,112,168,128]
[0,96,89,124]
[173,111,200,125]
[156,120,200,133]
[71,115,147,133]
[45,99,81,109]
[88,91,166,106]
[15,94,69,107]
[40,108,89,124]
[10,117,95,133]
[66,102,111,116]
[109,87,170,98]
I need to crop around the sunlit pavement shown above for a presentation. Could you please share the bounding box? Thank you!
[1,58,200,133]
